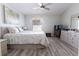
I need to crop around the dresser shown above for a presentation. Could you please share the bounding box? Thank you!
[0,39,7,56]
[61,30,79,49]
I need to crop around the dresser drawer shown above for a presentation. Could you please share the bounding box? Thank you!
[72,37,78,48]
[72,42,78,48]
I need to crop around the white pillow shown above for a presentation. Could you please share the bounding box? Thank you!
[33,25,42,31]
[17,27,24,32]
[22,26,28,30]
[8,27,19,33]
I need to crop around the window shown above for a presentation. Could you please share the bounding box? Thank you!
[4,6,19,24]
[0,4,3,24]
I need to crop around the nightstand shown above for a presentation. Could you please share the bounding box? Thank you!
[0,39,7,56]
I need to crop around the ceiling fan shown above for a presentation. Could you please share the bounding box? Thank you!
[33,3,51,11]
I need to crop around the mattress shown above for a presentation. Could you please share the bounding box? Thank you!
[3,31,49,47]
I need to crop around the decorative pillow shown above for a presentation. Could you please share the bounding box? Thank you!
[33,25,42,31]
[22,26,28,30]
[8,27,19,33]
[17,27,24,32]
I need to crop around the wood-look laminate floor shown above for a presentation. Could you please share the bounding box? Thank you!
[6,37,78,56]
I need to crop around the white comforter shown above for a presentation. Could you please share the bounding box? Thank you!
[3,31,49,47]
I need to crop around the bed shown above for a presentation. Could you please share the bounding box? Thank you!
[3,29,49,47]
[0,25,49,48]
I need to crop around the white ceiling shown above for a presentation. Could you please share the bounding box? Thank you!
[5,3,72,15]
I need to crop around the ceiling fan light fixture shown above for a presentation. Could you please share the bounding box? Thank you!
[33,3,51,11]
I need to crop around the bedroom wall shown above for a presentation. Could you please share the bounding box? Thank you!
[24,14,61,36]
[61,4,79,28]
